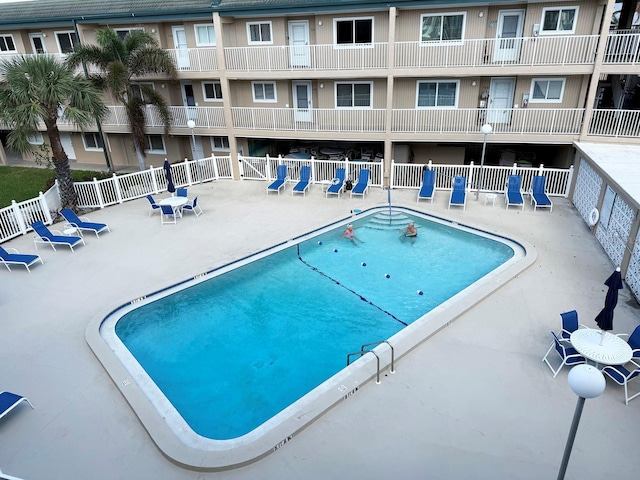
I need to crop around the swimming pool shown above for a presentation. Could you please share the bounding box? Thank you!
[89,207,534,469]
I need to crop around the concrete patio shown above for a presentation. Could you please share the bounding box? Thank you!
[1,179,639,480]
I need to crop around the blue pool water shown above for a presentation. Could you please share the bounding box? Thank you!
[114,211,514,440]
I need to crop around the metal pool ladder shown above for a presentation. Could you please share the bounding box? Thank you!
[346,340,395,385]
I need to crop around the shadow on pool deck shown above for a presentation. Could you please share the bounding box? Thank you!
[1,180,639,480]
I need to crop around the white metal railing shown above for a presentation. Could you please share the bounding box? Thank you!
[232,107,386,133]
[224,43,388,72]
[391,160,574,198]
[166,48,219,72]
[394,35,598,68]
[603,31,640,64]
[103,106,226,129]
[239,155,384,188]
[0,189,56,243]
[73,156,233,209]
[392,108,584,135]
[588,109,640,138]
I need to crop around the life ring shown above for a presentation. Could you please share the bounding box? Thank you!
[588,208,600,227]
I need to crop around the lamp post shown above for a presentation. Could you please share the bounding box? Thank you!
[186,119,202,183]
[475,123,492,200]
[557,364,606,480]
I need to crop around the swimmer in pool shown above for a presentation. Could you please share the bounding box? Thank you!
[399,222,418,244]
[342,224,364,245]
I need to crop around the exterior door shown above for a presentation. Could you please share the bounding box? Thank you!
[60,133,76,160]
[29,33,46,54]
[487,77,515,124]
[292,81,312,122]
[190,135,204,160]
[181,81,197,120]
[172,26,190,69]
[494,10,524,62]
[288,20,310,67]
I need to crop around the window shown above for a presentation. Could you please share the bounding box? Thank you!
[195,24,216,46]
[203,82,222,101]
[416,81,459,108]
[27,132,44,145]
[420,13,465,42]
[335,18,373,45]
[335,82,372,108]
[247,22,272,44]
[530,78,565,103]
[0,34,16,52]
[83,132,104,151]
[129,83,154,102]
[211,136,230,151]
[56,31,77,54]
[541,6,578,34]
[30,34,46,54]
[145,135,166,154]
[252,82,277,102]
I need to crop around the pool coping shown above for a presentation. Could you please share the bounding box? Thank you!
[85,205,537,470]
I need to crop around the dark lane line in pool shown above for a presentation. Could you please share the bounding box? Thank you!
[296,244,408,327]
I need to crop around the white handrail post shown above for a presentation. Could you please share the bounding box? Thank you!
[113,173,123,204]
[94,178,105,208]
[310,156,316,184]
[39,191,52,224]
[212,154,219,180]
[468,161,475,193]
[389,159,395,189]
[538,163,545,175]
[11,200,27,234]
[150,165,159,194]
[511,163,518,175]
[184,158,193,186]
[565,165,574,198]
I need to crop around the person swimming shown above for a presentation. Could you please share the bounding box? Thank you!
[399,222,418,244]
[342,224,364,245]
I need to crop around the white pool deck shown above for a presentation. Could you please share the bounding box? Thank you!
[1,180,639,480]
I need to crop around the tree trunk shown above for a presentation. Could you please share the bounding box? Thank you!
[135,144,146,171]
[45,117,77,211]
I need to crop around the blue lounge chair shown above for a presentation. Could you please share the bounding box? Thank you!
[60,209,110,238]
[146,195,161,216]
[350,169,370,198]
[0,246,43,273]
[448,176,466,210]
[529,175,553,212]
[326,168,346,198]
[31,221,85,252]
[267,165,288,195]
[417,169,435,203]
[292,165,311,196]
[505,175,524,210]
[177,188,188,198]
[0,391,34,420]
[182,196,203,217]
[542,331,586,378]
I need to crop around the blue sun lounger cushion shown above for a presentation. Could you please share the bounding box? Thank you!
[61,209,110,237]
[31,221,85,252]
[417,169,435,203]
[0,246,43,272]
[0,391,34,420]
[350,169,371,198]
[530,175,553,212]
[505,175,524,210]
[448,176,466,210]
[267,165,288,195]
[326,168,346,198]
[292,165,311,196]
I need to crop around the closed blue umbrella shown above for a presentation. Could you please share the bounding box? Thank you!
[595,267,623,332]
[164,160,175,194]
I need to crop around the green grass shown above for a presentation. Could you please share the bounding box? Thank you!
[0,166,111,208]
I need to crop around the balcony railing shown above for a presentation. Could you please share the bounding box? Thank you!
[224,43,389,72]
[165,48,219,72]
[102,106,226,129]
[603,31,640,64]
[395,35,599,69]
[392,108,584,135]
[589,109,640,137]
[231,107,386,133]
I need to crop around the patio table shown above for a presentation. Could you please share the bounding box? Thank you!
[570,328,632,366]
[159,196,188,217]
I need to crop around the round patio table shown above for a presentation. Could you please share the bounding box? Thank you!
[570,328,632,366]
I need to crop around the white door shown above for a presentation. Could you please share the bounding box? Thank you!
[292,81,312,122]
[190,135,204,160]
[289,21,310,67]
[172,26,190,69]
[60,133,76,160]
[181,82,197,121]
[29,33,47,54]
[494,10,524,62]
[487,77,515,124]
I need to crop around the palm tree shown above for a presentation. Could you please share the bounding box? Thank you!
[0,55,106,210]
[67,28,177,171]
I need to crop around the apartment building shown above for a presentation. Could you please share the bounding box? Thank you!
[0,0,638,179]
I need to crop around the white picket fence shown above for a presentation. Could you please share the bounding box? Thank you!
[0,155,572,244]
